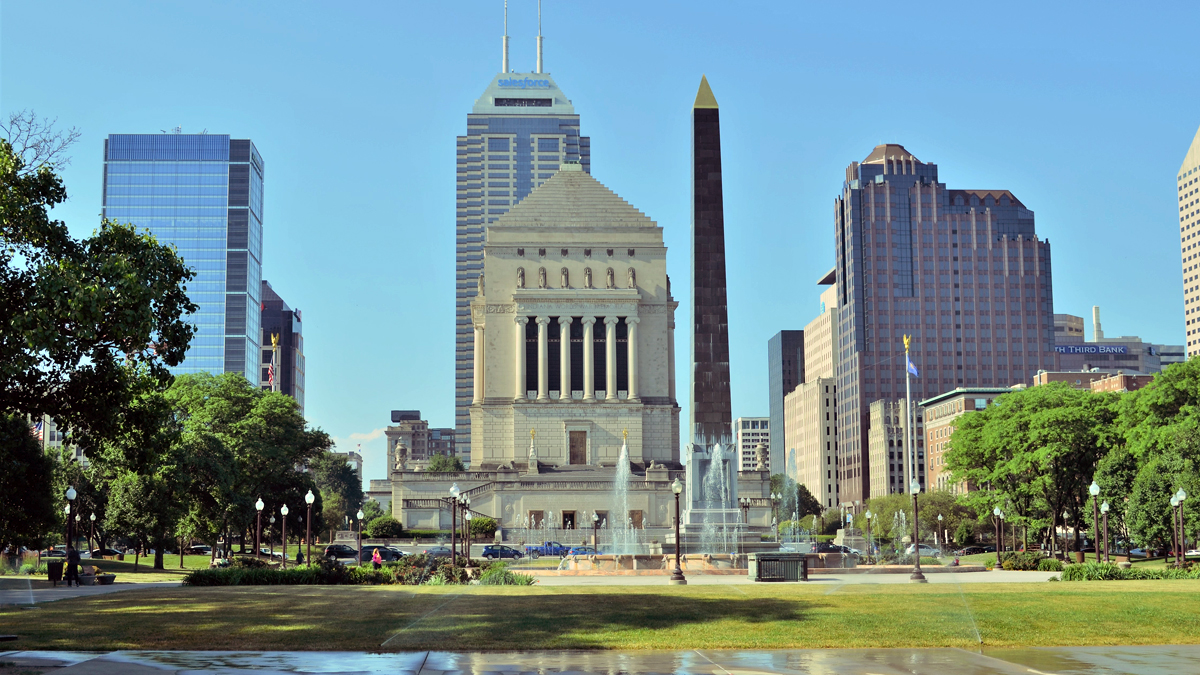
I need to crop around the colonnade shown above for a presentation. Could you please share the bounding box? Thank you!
[471,315,640,404]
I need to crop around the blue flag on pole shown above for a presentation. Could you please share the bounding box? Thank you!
[906,354,919,378]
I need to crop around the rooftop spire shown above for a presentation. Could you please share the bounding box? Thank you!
[694,75,718,109]
[502,0,510,73]
[536,0,543,73]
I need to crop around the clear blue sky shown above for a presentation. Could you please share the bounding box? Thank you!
[4,2,1198,487]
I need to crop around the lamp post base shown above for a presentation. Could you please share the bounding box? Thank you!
[669,566,687,585]
[909,569,928,583]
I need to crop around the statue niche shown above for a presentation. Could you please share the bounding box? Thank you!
[584,267,593,289]
[627,267,636,289]
[516,267,525,289]
[476,272,485,296]
[538,267,547,289]
[605,267,615,289]
[560,267,569,289]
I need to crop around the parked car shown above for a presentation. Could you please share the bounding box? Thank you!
[322,544,358,561]
[813,542,856,555]
[360,545,404,563]
[566,546,599,556]
[905,544,943,557]
[954,546,990,556]
[91,548,123,558]
[41,547,66,558]
[423,546,453,558]
[481,545,524,561]
[523,541,570,559]
[185,544,212,555]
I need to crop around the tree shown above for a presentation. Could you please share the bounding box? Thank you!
[366,516,404,539]
[470,516,497,537]
[311,450,363,528]
[427,454,465,472]
[1,110,81,176]
[0,138,197,444]
[360,499,386,523]
[0,413,56,550]
[795,483,822,519]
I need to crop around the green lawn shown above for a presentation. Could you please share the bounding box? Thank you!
[2,581,1198,651]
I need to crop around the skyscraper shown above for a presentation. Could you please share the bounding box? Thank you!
[767,330,804,472]
[690,75,733,448]
[1177,124,1200,355]
[454,11,590,467]
[260,280,305,415]
[102,133,264,381]
[833,144,1055,506]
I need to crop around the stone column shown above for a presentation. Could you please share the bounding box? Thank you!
[605,316,619,401]
[536,316,551,401]
[472,324,485,404]
[582,317,596,401]
[513,316,528,402]
[558,316,572,400]
[626,317,640,402]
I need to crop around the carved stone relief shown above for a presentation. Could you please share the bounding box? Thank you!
[538,267,548,289]
[516,267,525,289]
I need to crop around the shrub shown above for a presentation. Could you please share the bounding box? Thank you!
[983,557,995,570]
[1001,551,1044,571]
[366,516,404,539]
[469,516,497,537]
[477,562,537,586]
[919,556,942,566]
[1061,562,1126,581]
[1038,558,1064,572]
[230,556,269,569]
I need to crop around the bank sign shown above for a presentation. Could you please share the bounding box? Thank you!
[499,77,551,89]
[1054,345,1129,355]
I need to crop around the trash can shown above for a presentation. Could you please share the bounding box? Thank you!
[47,560,64,586]
[748,553,808,582]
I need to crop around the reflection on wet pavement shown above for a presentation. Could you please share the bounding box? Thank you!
[1,646,1196,674]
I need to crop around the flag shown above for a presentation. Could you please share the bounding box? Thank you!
[906,354,920,378]
[32,421,43,441]
[268,361,276,388]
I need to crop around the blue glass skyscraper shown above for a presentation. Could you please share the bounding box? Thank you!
[102,133,264,381]
[454,71,590,466]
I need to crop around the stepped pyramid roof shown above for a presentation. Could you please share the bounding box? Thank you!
[491,164,657,229]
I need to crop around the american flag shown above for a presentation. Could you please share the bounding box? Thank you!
[32,421,43,441]
[268,360,276,389]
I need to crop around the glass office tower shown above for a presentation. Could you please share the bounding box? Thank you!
[832,144,1055,506]
[102,133,264,381]
[455,73,590,466]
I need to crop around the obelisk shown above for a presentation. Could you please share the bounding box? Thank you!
[689,75,732,449]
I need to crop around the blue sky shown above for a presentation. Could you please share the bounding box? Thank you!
[4,1,1198,487]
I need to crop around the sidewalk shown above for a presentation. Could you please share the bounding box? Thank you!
[2,646,1196,674]
[531,570,1058,585]
[0,581,181,606]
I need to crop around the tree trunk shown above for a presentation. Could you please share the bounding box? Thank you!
[133,537,141,572]
[153,535,165,570]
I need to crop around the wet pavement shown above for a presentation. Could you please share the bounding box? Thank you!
[2,647,1197,674]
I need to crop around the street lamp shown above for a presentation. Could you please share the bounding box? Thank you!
[255,497,264,559]
[89,512,96,557]
[449,483,461,565]
[356,509,364,567]
[304,489,315,566]
[464,511,473,562]
[738,497,750,524]
[1100,501,1110,563]
[1176,489,1188,568]
[1089,481,1101,563]
[910,478,926,583]
[669,477,686,585]
[269,515,276,561]
[864,510,873,560]
[1170,494,1181,567]
[591,511,600,549]
[280,504,290,568]
[993,506,1003,565]
[937,514,944,549]
[65,486,77,548]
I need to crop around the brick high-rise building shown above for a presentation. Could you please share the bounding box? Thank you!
[833,144,1055,507]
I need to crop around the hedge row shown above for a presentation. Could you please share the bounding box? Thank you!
[1059,561,1200,581]
[182,555,534,586]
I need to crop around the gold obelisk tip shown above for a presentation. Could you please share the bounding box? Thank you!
[693,75,718,109]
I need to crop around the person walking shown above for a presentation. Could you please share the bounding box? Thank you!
[372,548,382,570]
[65,546,81,587]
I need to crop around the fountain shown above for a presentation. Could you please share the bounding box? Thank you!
[679,441,747,554]
[609,437,638,554]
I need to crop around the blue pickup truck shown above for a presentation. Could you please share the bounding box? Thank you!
[524,541,570,558]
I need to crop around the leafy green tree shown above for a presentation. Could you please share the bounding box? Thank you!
[0,139,197,444]
[366,516,404,539]
[427,454,465,472]
[469,516,497,537]
[311,450,363,535]
[0,413,56,550]
[360,499,386,523]
[795,483,822,519]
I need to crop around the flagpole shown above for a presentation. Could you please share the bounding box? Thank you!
[903,336,913,493]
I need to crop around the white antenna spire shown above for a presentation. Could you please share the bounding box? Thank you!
[536,0,543,74]
[502,0,510,73]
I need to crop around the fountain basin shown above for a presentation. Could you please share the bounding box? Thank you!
[536,553,750,575]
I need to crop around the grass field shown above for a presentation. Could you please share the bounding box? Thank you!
[2,581,1199,651]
